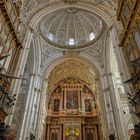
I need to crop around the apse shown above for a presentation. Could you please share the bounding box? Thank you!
[45,59,102,140]
[47,59,98,93]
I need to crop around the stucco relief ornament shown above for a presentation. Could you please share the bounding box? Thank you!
[84,31,106,57]
[41,45,60,61]
[20,0,111,23]
[102,0,117,10]
[22,0,66,24]
[62,0,102,4]
[63,0,77,4]
[21,0,47,22]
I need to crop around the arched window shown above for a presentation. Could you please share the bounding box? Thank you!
[48,33,54,41]
[89,32,95,41]
[69,38,74,45]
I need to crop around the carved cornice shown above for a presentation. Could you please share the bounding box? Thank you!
[47,59,97,92]
[21,0,117,24]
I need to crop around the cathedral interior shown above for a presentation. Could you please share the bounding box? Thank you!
[0,0,140,140]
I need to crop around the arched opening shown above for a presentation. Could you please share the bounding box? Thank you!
[1,0,140,140]
[45,59,103,140]
[2,2,134,140]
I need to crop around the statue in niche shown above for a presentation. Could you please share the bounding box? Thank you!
[65,126,80,140]
[66,90,78,109]
[53,99,60,112]
[85,99,92,112]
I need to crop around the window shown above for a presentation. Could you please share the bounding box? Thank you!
[48,33,54,41]
[69,38,74,45]
[89,32,95,41]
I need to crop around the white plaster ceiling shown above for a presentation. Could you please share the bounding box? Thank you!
[21,0,117,91]
[39,7,104,49]
[22,0,117,16]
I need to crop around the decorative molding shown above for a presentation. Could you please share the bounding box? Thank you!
[102,0,117,11]
[80,29,108,66]
[21,0,117,24]
[47,59,97,92]
[41,44,61,65]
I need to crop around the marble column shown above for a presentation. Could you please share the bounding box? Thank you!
[17,73,41,140]
[110,27,136,123]
[107,73,128,140]
[35,79,47,139]
[99,73,116,139]
[29,88,41,135]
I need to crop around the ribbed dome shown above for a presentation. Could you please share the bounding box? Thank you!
[40,8,104,49]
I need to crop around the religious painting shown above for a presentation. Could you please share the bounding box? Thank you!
[66,90,78,109]
[51,132,58,140]
[85,99,92,112]
[86,132,93,140]
[53,99,60,112]
[85,128,94,140]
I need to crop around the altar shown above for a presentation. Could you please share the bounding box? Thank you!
[46,78,102,140]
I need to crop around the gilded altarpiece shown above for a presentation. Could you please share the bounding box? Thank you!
[46,78,102,140]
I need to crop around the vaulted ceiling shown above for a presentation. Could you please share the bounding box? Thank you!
[39,7,104,49]
[48,59,98,92]
[22,0,117,14]
[21,0,117,24]
[21,0,118,94]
